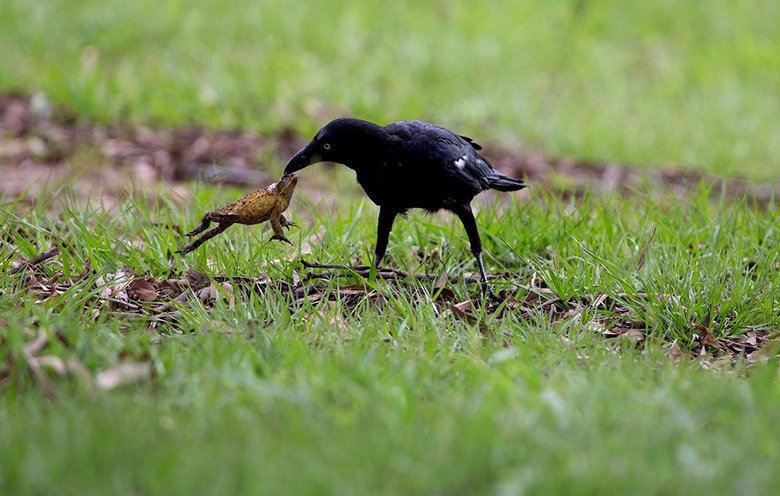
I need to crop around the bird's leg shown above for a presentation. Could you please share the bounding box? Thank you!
[372,207,398,275]
[474,251,497,299]
[454,204,500,302]
[177,221,233,255]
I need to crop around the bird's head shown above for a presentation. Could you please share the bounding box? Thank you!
[283,118,382,174]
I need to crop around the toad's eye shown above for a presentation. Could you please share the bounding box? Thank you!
[323,143,331,150]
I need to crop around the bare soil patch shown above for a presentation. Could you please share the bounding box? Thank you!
[2,93,778,206]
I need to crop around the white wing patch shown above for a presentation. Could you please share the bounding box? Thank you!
[454,155,468,169]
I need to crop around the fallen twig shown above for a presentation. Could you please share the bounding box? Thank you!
[10,245,60,274]
[299,259,497,284]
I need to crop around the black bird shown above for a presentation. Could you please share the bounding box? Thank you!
[284,118,526,297]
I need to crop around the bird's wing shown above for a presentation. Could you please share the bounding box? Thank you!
[385,121,495,188]
[459,135,482,150]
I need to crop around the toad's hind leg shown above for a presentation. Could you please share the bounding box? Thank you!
[177,221,233,255]
[185,212,220,237]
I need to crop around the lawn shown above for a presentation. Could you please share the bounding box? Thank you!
[1,1,780,495]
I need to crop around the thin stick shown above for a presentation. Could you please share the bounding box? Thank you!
[300,259,495,284]
[10,245,60,274]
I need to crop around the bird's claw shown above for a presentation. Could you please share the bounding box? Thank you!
[481,284,502,303]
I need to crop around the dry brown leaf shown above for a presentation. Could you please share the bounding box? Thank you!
[305,293,324,304]
[75,258,92,282]
[586,320,609,334]
[692,322,724,349]
[155,278,179,299]
[95,362,153,390]
[185,268,210,289]
[451,299,475,314]
[591,293,609,309]
[23,331,49,356]
[603,325,646,346]
[31,355,67,375]
[198,284,218,303]
[221,281,235,308]
[747,346,772,365]
[623,329,645,344]
[300,226,326,256]
[96,268,134,299]
[319,301,350,330]
[667,342,683,362]
[433,272,456,302]
[521,291,543,306]
[128,278,159,301]
[450,300,492,335]
[65,358,95,390]
[337,288,370,297]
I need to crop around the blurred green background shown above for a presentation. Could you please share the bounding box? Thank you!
[2,0,779,178]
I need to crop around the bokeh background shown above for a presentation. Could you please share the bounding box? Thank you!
[2,0,779,178]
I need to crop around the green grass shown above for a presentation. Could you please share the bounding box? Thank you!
[3,338,779,495]
[1,183,779,494]
[2,0,780,178]
[2,1,780,494]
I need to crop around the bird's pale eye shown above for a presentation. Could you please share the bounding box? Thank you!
[323,143,331,150]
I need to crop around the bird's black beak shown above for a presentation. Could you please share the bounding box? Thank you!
[284,146,321,175]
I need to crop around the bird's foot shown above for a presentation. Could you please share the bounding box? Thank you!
[481,283,502,304]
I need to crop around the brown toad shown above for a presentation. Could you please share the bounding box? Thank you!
[177,174,298,255]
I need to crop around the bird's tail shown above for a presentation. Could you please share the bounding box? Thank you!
[488,173,526,192]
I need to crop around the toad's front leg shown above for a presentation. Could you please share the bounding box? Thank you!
[269,212,293,245]
[280,214,298,230]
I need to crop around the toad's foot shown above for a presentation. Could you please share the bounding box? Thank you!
[270,233,293,245]
[280,214,298,230]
